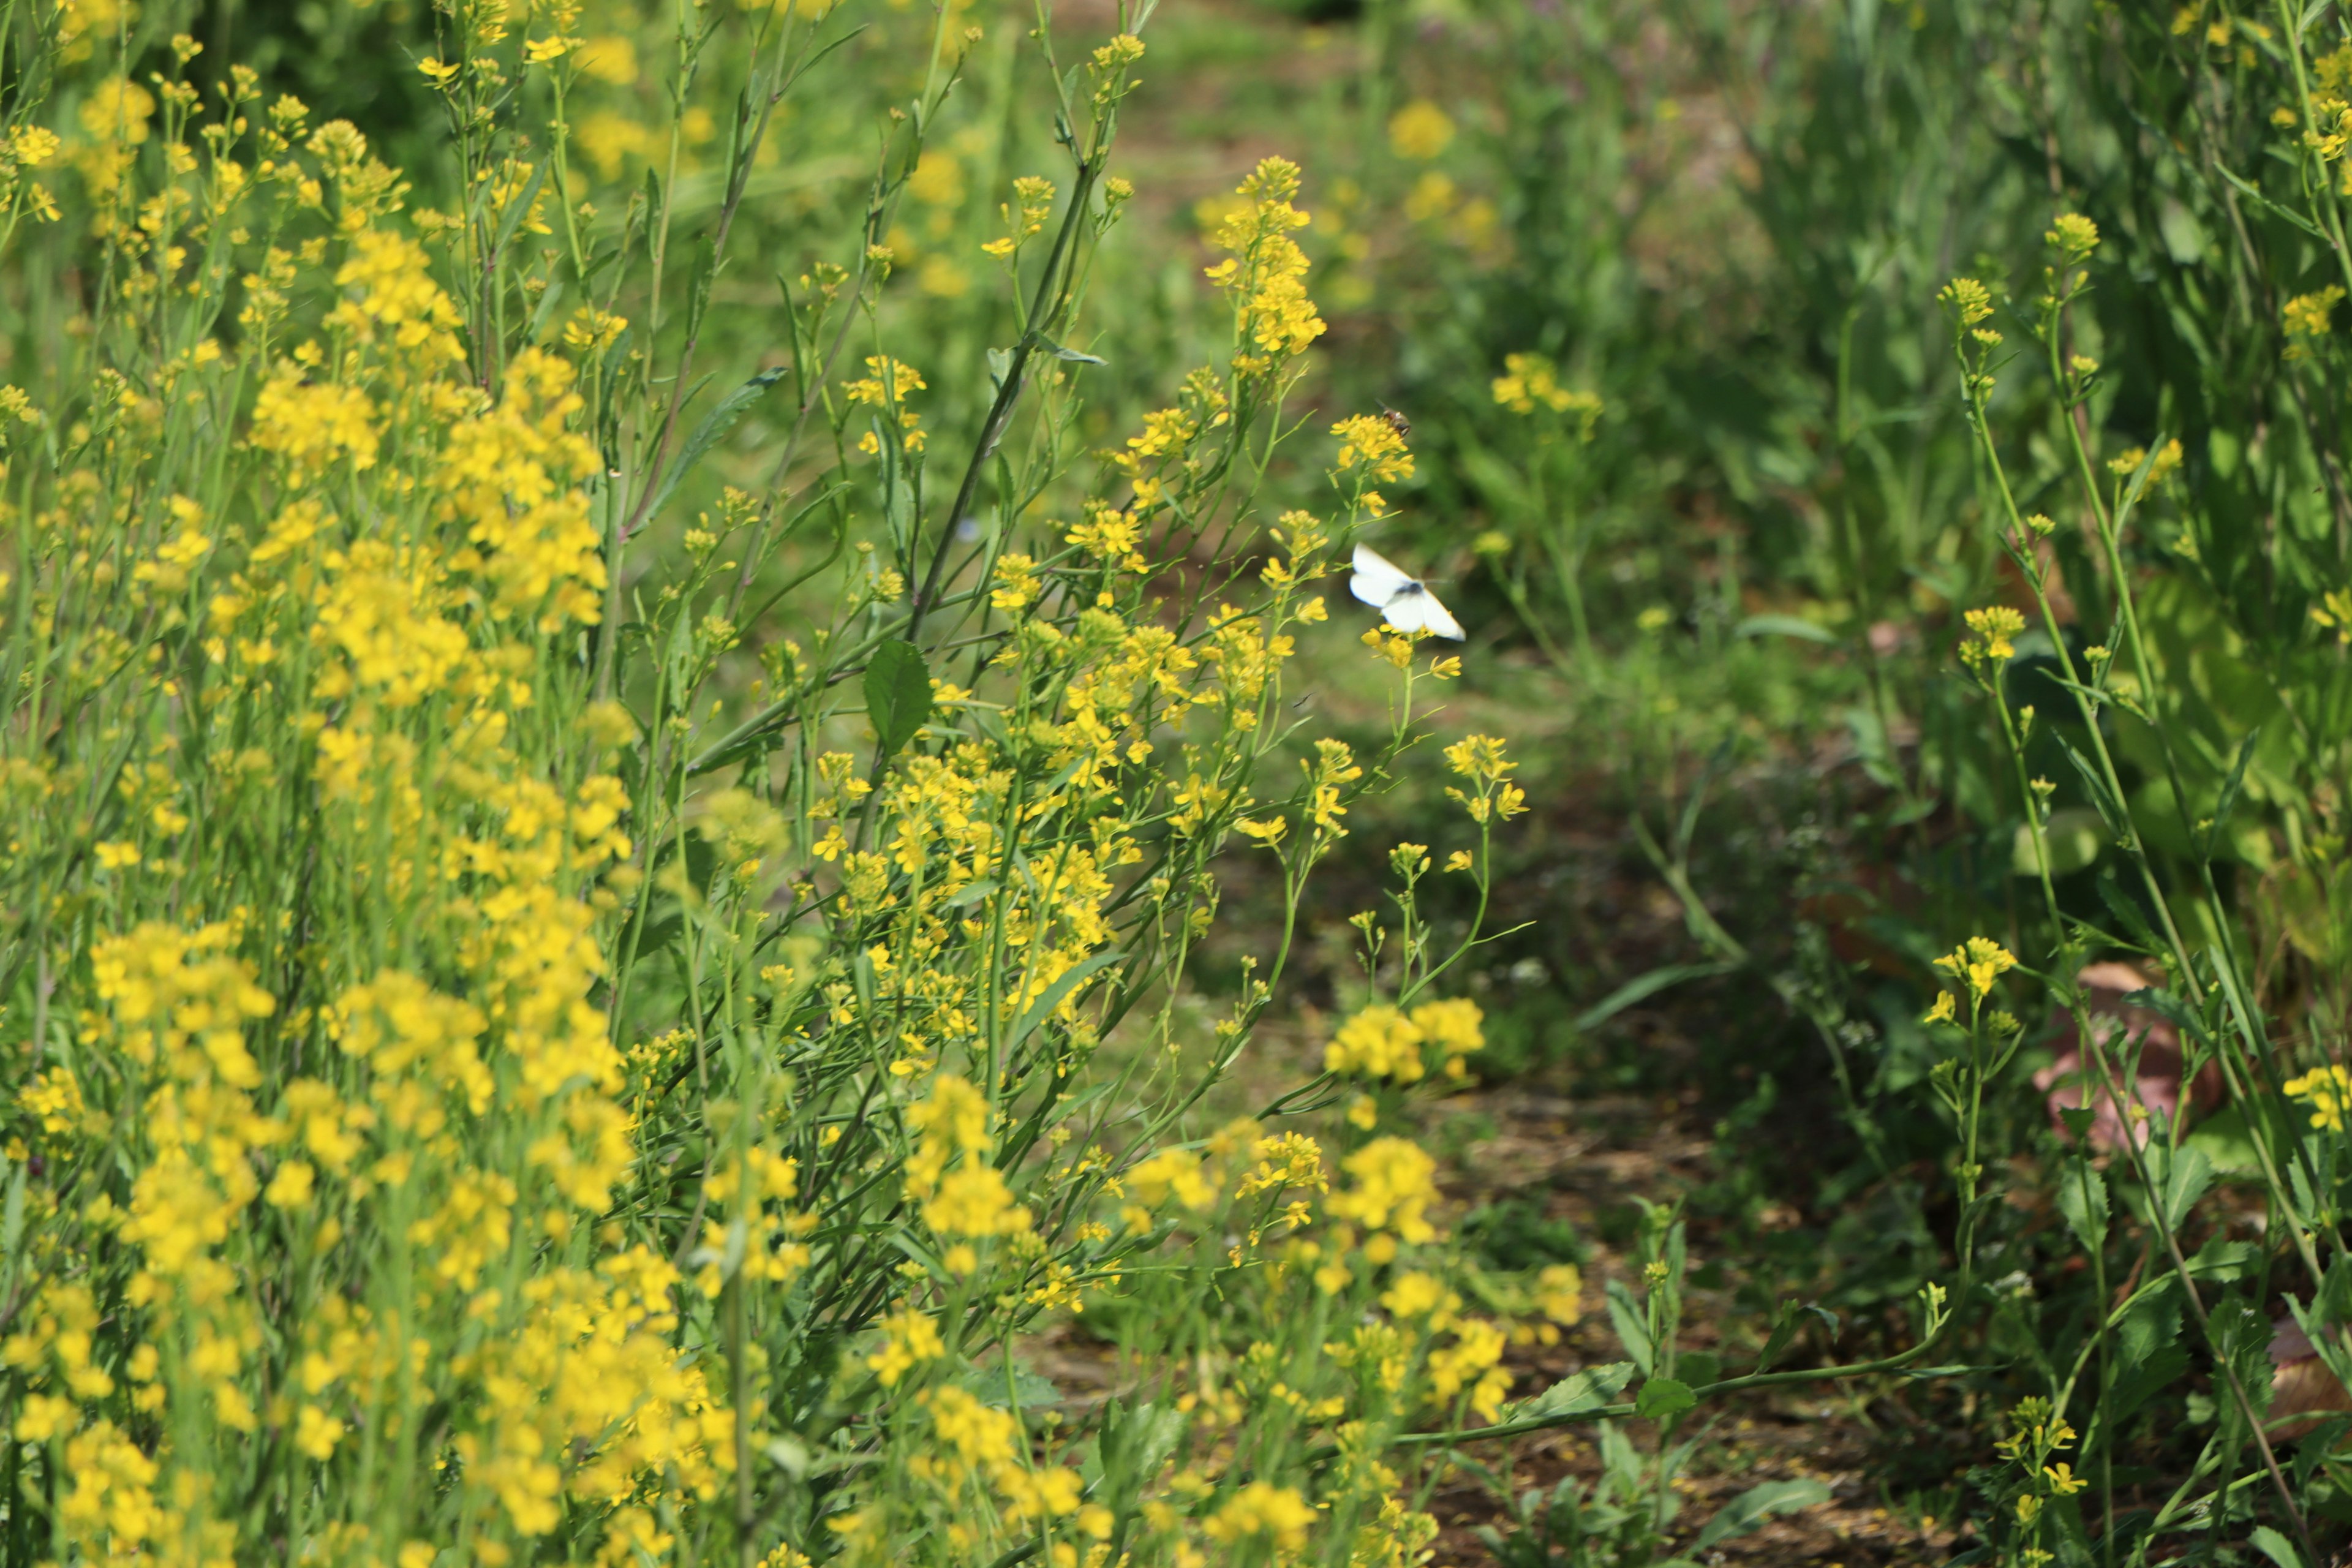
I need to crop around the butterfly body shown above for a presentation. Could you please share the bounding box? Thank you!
[1349,543,1465,640]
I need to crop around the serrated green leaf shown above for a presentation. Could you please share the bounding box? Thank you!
[2056,1163,2107,1253]
[2250,1524,2307,1568]
[1516,1360,1634,1420]
[2152,1142,2215,1231]
[963,1363,1060,1409]
[1634,1376,1695,1420]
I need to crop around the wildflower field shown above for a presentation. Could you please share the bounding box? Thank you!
[14,0,2352,1561]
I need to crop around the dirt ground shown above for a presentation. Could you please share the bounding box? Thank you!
[1411,1084,1966,1566]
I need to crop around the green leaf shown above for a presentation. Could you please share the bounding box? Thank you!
[1604,1280,1654,1376]
[2203,726,2262,864]
[1006,946,1126,1051]
[489,156,551,262]
[1088,1398,1188,1489]
[2152,1142,2215,1231]
[2250,1524,2308,1568]
[1574,961,1738,1032]
[2216,163,2327,238]
[2056,1163,2108,1253]
[963,1363,1061,1409]
[1633,1376,1695,1421]
[2,1158,22,1261]
[2116,1278,2180,1370]
[2185,1237,2260,1281]
[1752,1300,1804,1374]
[1516,1361,1634,1421]
[2013,807,2105,877]
[2108,1344,2187,1424]
[649,366,789,522]
[2318,1254,2352,1328]
[2187,1102,2264,1173]
[863,638,933,759]
[1733,614,1839,645]
[944,878,1001,909]
[1691,1478,1832,1553]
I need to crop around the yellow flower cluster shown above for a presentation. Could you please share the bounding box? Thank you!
[2286,1064,2352,1130]
[1332,411,1414,483]
[0,77,758,1561]
[1387,99,1455,160]
[1960,605,2026,668]
[1490,352,1600,437]
[1935,935,2019,999]
[2285,285,2345,358]
[1324,997,1485,1083]
[0,3,1537,1550]
[1443,733,1529,824]
[907,1074,1033,1264]
[1204,157,1327,373]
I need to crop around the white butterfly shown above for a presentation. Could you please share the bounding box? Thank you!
[1349,543,1465,641]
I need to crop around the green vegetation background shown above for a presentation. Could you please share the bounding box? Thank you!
[17,0,2352,1556]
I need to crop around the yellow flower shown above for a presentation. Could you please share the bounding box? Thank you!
[12,1392,75,1442]
[1328,1137,1439,1243]
[1411,997,1483,1076]
[2313,587,2352,644]
[1203,157,1326,365]
[1427,1317,1510,1420]
[990,552,1043,612]
[249,364,380,481]
[1491,352,1571,415]
[1536,1263,1583,1325]
[264,1159,315,1208]
[1933,937,2018,1000]
[1204,1482,1316,1550]
[1939,276,1994,326]
[1960,606,2026,667]
[1325,1005,1426,1082]
[1387,99,1455,160]
[576,34,638,82]
[922,1384,1019,1474]
[1128,1147,1217,1212]
[1380,1270,1451,1319]
[2286,1065,2352,1131]
[2046,211,2100,259]
[1332,412,1413,481]
[865,1308,945,1387]
[2285,286,2345,358]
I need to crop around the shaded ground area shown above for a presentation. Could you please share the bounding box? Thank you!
[1414,1085,1966,1566]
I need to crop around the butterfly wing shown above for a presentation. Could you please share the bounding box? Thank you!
[1379,586,1467,640]
[1349,543,1415,609]
[1415,588,1466,641]
[1352,545,1466,640]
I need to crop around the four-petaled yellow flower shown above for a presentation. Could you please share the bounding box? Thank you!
[1934,937,2018,1000]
